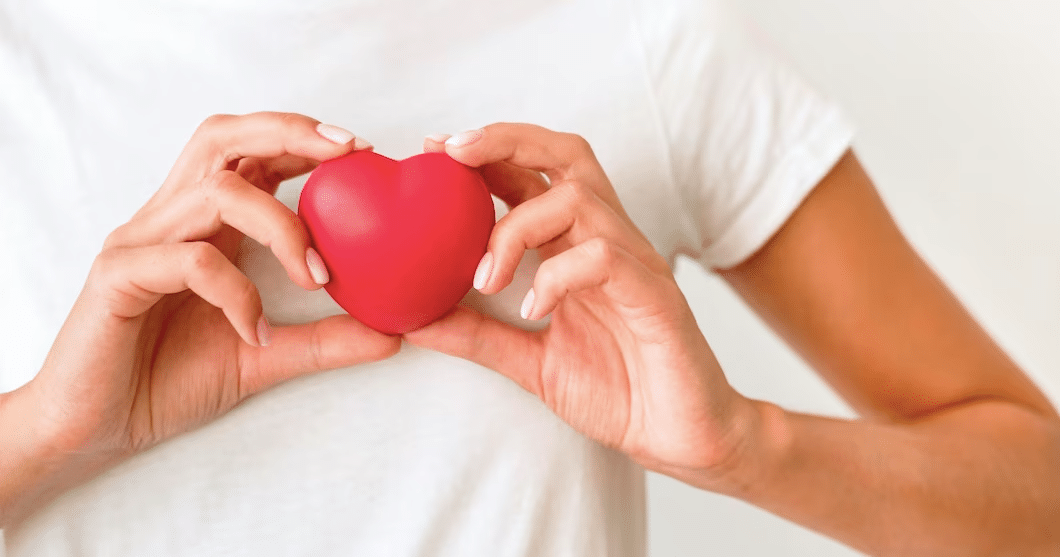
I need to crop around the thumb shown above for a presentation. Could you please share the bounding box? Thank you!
[404,304,546,397]
[238,314,401,398]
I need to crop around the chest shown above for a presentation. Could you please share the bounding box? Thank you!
[0,0,696,380]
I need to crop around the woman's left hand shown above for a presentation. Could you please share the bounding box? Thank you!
[405,124,761,485]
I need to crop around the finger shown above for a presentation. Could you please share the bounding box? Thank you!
[476,181,633,294]
[209,224,245,261]
[522,238,664,321]
[423,134,451,153]
[440,123,590,182]
[236,155,322,194]
[440,123,628,219]
[403,304,546,397]
[426,132,548,207]
[479,162,550,208]
[170,112,371,186]
[237,314,401,399]
[91,242,266,346]
[112,170,324,290]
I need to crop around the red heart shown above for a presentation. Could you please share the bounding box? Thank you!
[298,150,495,335]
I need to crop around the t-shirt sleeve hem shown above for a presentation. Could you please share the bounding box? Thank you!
[699,108,856,271]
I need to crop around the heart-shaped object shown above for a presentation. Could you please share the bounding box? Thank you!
[298,150,495,335]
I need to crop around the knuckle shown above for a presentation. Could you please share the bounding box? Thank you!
[306,321,328,371]
[562,133,594,159]
[276,111,304,129]
[268,215,310,258]
[535,262,561,290]
[280,211,309,245]
[196,113,235,136]
[89,247,122,284]
[258,196,308,250]
[583,237,615,266]
[202,169,241,198]
[233,274,261,309]
[102,224,130,250]
[194,114,240,163]
[196,171,240,222]
[373,337,402,361]
[558,180,592,207]
[184,241,222,274]
[271,201,306,234]
[195,114,238,161]
[489,214,521,250]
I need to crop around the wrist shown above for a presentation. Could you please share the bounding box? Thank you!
[0,380,122,526]
[721,399,792,499]
[677,397,793,499]
[0,382,61,524]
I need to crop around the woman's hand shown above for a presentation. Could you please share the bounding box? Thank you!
[22,113,399,496]
[406,124,760,484]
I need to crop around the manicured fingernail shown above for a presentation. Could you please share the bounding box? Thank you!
[426,133,452,143]
[257,315,272,347]
[473,252,493,291]
[445,128,483,147]
[306,247,330,285]
[520,288,536,320]
[316,123,356,145]
[353,137,373,150]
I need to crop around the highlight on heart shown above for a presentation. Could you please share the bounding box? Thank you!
[298,150,495,334]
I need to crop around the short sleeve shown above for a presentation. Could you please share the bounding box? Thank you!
[631,0,855,270]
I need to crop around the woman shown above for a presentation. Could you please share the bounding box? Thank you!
[1,0,1057,555]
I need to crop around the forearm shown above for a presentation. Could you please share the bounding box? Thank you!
[0,382,109,527]
[0,384,54,526]
[694,398,1060,556]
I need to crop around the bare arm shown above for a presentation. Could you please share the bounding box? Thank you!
[404,127,1060,556]
[0,113,399,526]
[718,151,1060,555]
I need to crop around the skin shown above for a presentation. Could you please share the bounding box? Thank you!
[409,124,1060,555]
[2,114,1057,555]
[0,113,401,525]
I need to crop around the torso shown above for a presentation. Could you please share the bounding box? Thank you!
[0,0,706,554]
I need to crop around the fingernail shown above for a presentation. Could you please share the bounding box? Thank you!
[473,252,493,291]
[306,247,330,285]
[316,123,356,145]
[445,128,483,147]
[257,315,272,347]
[520,288,536,320]
[353,137,373,150]
[426,133,452,143]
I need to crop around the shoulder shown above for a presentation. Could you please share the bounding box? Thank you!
[620,0,857,269]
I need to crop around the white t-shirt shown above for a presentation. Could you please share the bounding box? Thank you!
[0,0,853,555]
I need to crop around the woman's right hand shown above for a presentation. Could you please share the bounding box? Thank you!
[3,113,400,522]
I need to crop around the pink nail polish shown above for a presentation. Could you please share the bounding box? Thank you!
[316,123,356,145]
[520,288,536,320]
[306,247,330,285]
[473,252,493,291]
[445,129,483,147]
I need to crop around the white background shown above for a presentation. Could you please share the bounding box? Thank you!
[651,1,1060,555]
